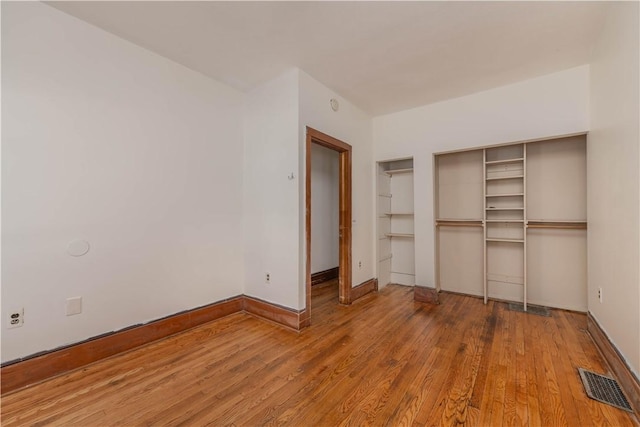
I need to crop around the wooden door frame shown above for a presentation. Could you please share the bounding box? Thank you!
[305,127,352,323]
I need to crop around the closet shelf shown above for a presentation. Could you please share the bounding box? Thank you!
[485,193,524,197]
[486,207,524,210]
[485,158,524,165]
[385,233,414,238]
[382,212,414,216]
[527,220,587,223]
[436,219,483,227]
[486,175,524,181]
[384,168,413,175]
[527,220,587,230]
[486,238,524,243]
[485,220,524,223]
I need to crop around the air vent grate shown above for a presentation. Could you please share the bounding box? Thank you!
[578,368,633,412]
[507,303,550,317]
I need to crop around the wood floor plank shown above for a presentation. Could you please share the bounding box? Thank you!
[522,314,542,427]
[385,346,443,426]
[439,301,489,426]
[410,294,477,426]
[532,314,569,426]
[1,285,638,426]
[238,286,411,426]
[477,304,507,427]
[329,307,438,426]
[282,291,419,426]
[370,306,442,425]
[468,300,497,411]
[513,309,529,427]
[499,308,519,427]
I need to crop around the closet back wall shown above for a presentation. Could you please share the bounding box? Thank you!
[310,144,339,275]
[373,65,590,288]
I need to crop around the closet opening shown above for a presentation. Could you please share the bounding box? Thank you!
[376,158,415,289]
[433,133,587,312]
[304,127,352,326]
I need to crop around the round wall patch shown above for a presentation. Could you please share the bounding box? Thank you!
[67,239,90,257]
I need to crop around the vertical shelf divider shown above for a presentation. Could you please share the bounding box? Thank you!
[484,143,525,307]
[483,149,488,304]
[523,144,528,312]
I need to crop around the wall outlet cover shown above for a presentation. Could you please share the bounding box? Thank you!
[8,308,24,329]
[66,296,83,316]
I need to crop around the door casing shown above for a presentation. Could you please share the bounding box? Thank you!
[304,127,352,325]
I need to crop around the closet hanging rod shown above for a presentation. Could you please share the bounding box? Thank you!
[527,221,587,230]
[436,221,483,227]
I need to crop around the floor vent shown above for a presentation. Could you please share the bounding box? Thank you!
[578,368,633,412]
[507,303,550,317]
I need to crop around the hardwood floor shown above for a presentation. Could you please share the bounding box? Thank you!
[1,282,637,426]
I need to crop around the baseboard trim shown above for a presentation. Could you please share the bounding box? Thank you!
[299,309,311,329]
[414,286,440,304]
[351,278,377,302]
[587,313,640,414]
[2,278,397,394]
[0,296,244,395]
[311,267,339,286]
[243,296,303,331]
[1,293,312,395]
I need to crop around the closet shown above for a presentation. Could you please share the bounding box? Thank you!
[377,158,414,287]
[435,134,587,311]
[484,144,526,305]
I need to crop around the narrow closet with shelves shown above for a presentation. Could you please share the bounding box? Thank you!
[483,144,526,306]
[377,158,415,287]
[435,134,587,311]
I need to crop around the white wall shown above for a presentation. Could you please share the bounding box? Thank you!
[1,2,245,362]
[588,2,640,376]
[310,144,339,274]
[373,66,590,288]
[243,69,300,309]
[243,70,374,310]
[299,71,375,308]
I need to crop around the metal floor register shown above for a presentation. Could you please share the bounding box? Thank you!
[578,368,633,412]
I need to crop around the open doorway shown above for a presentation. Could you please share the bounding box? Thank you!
[304,127,352,326]
[310,144,339,299]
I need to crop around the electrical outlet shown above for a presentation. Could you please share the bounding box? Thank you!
[8,308,24,329]
[66,296,82,316]
[598,287,603,303]
[265,272,271,284]
[358,261,362,269]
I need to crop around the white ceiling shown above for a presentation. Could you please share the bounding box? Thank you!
[48,1,609,116]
